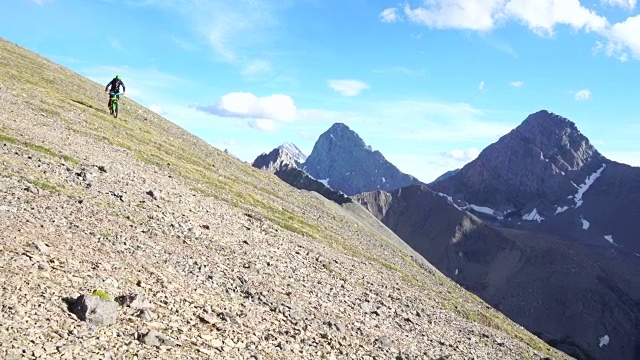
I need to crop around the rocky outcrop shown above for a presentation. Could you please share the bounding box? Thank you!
[303,123,422,195]
[253,148,298,172]
[69,294,119,327]
[253,148,352,205]
[278,142,307,165]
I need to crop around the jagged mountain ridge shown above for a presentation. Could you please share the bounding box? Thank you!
[430,110,640,254]
[302,123,422,195]
[354,185,640,360]
[252,148,351,205]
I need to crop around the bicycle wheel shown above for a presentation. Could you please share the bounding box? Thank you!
[113,101,118,118]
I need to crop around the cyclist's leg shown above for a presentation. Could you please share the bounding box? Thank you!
[108,92,114,111]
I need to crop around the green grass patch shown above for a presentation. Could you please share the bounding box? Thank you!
[91,289,113,301]
[0,128,78,164]
[24,142,78,164]
[441,294,555,356]
[0,133,17,144]
[28,179,59,193]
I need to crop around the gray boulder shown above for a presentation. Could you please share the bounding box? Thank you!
[70,294,118,326]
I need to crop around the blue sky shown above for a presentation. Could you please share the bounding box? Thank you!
[2,0,640,182]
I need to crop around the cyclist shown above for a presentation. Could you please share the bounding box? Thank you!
[105,75,126,114]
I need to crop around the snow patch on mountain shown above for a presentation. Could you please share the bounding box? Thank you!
[318,178,331,188]
[555,206,569,214]
[522,208,544,223]
[435,192,503,218]
[599,334,610,348]
[573,163,607,208]
[604,235,614,244]
[436,192,455,205]
[469,204,496,217]
[581,217,590,230]
[278,143,308,164]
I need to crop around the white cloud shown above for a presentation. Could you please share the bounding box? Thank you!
[401,0,608,34]
[403,0,504,31]
[478,80,485,91]
[195,92,297,124]
[394,1,640,61]
[33,0,54,4]
[504,0,608,36]
[601,0,636,10]
[603,15,640,59]
[129,0,284,67]
[249,119,276,132]
[575,89,592,100]
[593,40,630,61]
[510,81,524,87]
[328,79,371,96]
[189,1,278,63]
[380,8,400,23]
[443,147,480,162]
[241,60,272,77]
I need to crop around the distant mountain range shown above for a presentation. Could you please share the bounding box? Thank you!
[254,111,640,360]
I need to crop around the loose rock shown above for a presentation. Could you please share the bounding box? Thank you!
[69,294,118,327]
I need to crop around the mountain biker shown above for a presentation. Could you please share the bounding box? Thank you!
[105,75,126,114]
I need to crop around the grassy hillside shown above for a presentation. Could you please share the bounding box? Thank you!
[0,38,568,359]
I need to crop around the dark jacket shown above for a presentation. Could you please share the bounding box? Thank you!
[105,78,126,93]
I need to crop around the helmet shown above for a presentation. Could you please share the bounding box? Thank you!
[116,75,121,80]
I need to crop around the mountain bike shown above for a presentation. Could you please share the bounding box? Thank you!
[108,91,122,118]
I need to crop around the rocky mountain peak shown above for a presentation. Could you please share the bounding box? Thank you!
[252,148,297,172]
[319,123,368,149]
[510,110,599,171]
[430,110,607,213]
[278,142,307,164]
[302,123,420,195]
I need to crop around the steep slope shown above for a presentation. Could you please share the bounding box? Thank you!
[355,186,640,360]
[0,39,567,359]
[430,168,461,184]
[303,123,422,195]
[252,148,351,204]
[430,110,640,254]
